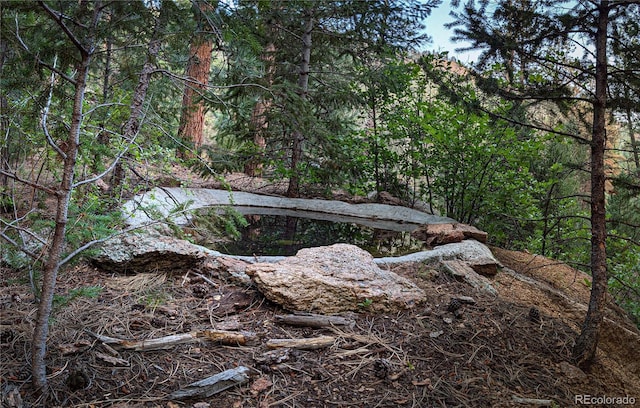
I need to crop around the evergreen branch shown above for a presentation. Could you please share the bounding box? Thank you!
[608,234,640,248]
[477,105,591,144]
[0,210,48,248]
[0,232,42,260]
[13,14,77,85]
[39,1,89,56]
[610,177,640,191]
[57,206,206,267]
[0,212,48,261]
[609,274,640,301]
[607,219,640,230]
[0,170,58,196]
[157,68,274,94]
[422,63,591,145]
[72,145,129,188]
[605,146,640,154]
[83,102,126,117]
[469,69,594,104]
[73,112,144,188]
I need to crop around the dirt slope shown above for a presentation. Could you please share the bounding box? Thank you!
[2,246,639,407]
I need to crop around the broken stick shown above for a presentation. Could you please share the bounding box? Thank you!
[169,366,251,399]
[87,329,258,351]
[266,335,335,350]
[275,312,355,329]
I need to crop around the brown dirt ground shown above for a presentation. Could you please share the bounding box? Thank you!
[2,249,639,408]
[1,171,639,407]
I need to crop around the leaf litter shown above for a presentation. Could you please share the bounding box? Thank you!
[1,250,639,407]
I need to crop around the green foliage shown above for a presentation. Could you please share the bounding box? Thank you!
[138,289,170,310]
[183,206,249,244]
[608,246,640,325]
[411,101,541,231]
[345,60,543,248]
[357,298,373,309]
[1,244,35,271]
[2,0,637,337]
[53,285,103,309]
[65,188,121,255]
[205,0,436,194]
[606,173,640,326]
[219,207,249,240]
[195,134,251,175]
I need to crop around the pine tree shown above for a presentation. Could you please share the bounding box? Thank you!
[449,0,640,367]
[213,0,437,196]
[178,0,219,154]
[0,0,191,394]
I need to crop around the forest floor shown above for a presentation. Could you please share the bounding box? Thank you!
[1,170,639,407]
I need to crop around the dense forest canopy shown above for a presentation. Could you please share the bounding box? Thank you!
[1,0,638,394]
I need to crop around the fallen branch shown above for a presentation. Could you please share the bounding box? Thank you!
[87,328,258,351]
[266,335,335,350]
[95,352,129,367]
[169,366,251,399]
[275,312,355,329]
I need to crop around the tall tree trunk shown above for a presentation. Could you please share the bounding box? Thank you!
[244,42,276,176]
[244,98,268,176]
[178,1,214,155]
[573,0,609,369]
[111,10,165,197]
[287,11,313,197]
[31,2,100,391]
[371,95,381,195]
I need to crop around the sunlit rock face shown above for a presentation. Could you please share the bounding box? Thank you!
[246,243,426,314]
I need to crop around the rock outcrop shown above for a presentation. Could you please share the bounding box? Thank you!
[92,234,208,273]
[93,231,503,301]
[411,223,488,246]
[245,244,426,314]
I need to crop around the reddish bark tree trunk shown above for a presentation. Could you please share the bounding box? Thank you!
[178,3,214,154]
[573,0,609,369]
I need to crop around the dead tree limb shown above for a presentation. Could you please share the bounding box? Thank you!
[87,329,258,351]
[169,366,251,400]
[266,335,335,350]
[275,313,355,329]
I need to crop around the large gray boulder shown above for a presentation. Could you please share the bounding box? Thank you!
[245,244,426,314]
[93,234,208,273]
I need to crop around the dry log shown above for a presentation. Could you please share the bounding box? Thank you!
[169,366,251,399]
[266,335,335,350]
[87,328,257,351]
[275,312,355,329]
